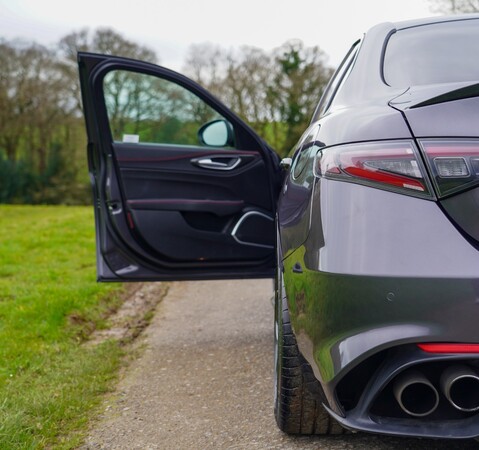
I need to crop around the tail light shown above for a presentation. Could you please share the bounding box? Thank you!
[419,140,479,197]
[315,141,433,198]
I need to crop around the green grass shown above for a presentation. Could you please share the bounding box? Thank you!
[0,205,127,449]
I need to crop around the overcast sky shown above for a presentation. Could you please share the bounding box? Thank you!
[1,0,438,70]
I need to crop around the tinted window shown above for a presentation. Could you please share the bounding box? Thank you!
[384,19,479,88]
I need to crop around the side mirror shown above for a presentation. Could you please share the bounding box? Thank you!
[198,119,235,147]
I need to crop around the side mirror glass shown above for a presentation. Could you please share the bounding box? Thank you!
[198,119,234,147]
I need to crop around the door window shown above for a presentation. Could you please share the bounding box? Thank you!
[103,70,233,148]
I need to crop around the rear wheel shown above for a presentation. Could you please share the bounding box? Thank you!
[273,269,344,435]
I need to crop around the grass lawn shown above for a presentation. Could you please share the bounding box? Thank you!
[0,205,127,449]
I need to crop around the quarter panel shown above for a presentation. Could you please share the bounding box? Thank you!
[316,105,412,146]
[308,179,478,278]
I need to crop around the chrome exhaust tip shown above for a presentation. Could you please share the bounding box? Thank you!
[393,370,439,417]
[440,365,479,412]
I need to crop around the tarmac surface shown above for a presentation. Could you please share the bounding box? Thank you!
[81,279,478,449]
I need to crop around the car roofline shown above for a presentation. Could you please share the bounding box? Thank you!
[387,13,479,32]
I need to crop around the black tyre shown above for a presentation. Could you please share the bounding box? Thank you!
[273,269,344,435]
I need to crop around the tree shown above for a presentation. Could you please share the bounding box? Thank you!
[428,0,479,13]
[183,40,332,156]
[0,39,81,202]
[55,29,159,203]
[0,41,70,168]
[0,40,24,162]
[273,40,332,152]
[58,28,158,114]
[0,29,159,204]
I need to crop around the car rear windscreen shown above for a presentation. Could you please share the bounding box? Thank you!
[383,19,479,88]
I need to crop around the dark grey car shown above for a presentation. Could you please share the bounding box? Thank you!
[79,15,479,440]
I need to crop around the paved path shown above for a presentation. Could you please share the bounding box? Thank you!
[81,280,477,449]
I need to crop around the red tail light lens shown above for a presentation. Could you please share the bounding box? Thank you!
[316,141,432,198]
[418,343,479,354]
[420,140,479,197]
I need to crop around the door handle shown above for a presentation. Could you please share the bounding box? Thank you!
[192,157,241,171]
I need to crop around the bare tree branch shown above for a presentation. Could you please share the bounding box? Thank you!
[428,0,479,13]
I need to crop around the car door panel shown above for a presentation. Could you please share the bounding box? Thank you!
[113,141,274,262]
[115,144,272,208]
[78,52,280,281]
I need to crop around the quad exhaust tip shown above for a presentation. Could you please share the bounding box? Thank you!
[440,365,479,412]
[393,369,439,417]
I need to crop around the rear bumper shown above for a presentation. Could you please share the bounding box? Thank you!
[326,346,479,439]
[282,180,479,437]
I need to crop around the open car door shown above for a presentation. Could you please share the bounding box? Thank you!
[78,53,281,281]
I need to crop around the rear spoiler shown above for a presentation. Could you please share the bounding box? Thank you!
[389,81,479,110]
